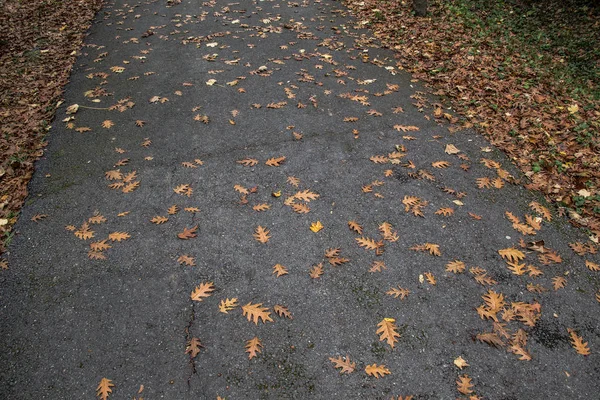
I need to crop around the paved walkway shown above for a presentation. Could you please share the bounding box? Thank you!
[1,0,598,398]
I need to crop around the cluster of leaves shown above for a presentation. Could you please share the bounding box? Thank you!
[344,0,600,238]
[0,0,103,259]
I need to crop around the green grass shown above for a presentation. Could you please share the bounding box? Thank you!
[444,0,600,99]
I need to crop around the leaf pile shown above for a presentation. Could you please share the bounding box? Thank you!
[344,0,600,238]
[0,0,103,257]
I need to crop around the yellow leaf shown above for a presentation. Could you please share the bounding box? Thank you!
[310,221,323,232]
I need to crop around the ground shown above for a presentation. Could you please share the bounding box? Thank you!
[0,0,599,399]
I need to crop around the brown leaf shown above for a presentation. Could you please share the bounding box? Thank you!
[329,355,356,374]
[265,156,286,166]
[309,263,324,279]
[377,318,400,349]
[151,216,168,224]
[177,255,195,266]
[272,264,288,277]
[96,378,114,400]
[190,281,215,301]
[178,225,198,240]
[253,226,271,243]
[568,329,591,356]
[456,374,474,395]
[274,304,293,319]
[219,298,239,313]
[242,302,273,325]
[245,337,262,359]
[348,220,363,234]
[185,337,203,359]
[365,364,390,378]
[108,232,130,242]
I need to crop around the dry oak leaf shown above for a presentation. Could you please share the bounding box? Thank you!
[310,221,324,233]
[386,286,410,299]
[454,356,469,369]
[425,243,441,256]
[96,378,114,400]
[254,226,271,243]
[90,240,112,252]
[432,161,449,169]
[265,156,286,166]
[370,155,389,164]
[185,207,200,213]
[31,214,48,222]
[105,170,123,180]
[273,264,288,277]
[274,304,293,319]
[182,161,197,168]
[529,201,552,221]
[394,125,419,132]
[0,260,7,270]
[253,203,271,212]
[245,337,262,360]
[178,225,198,240]
[445,144,460,154]
[292,203,310,214]
[424,272,436,285]
[190,282,215,302]
[329,257,350,266]
[294,190,320,202]
[287,176,300,187]
[510,344,532,361]
[167,205,179,215]
[568,329,591,356]
[506,261,527,275]
[88,251,106,260]
[446,260,466,274]
[377,318,401,349]
[75,223,94,240]
[476,332,504,347]
[369,261,387,273]
[174,184,193,197]
[586,260,600,271]
[498,248,525,263]
[108,232,130,242]
[89,214,107,224]
[329,355,356,374]
[355,237,379,251]
[219,298,239,313]
[102,120,114,129]
[434,207,454,216]
[456,374,474,395]
[348,220,363,235]
[237,158,258,167]
[186,337,203,359]
[309,263,324,279]
[482,290,505,313]
[177,255,195,266]
[365,364,390,378]
[552,276,567,290]
[151,216,168,224]
[242,302,273,325]
[234,185,249,195]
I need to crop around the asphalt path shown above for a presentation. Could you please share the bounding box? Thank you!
[1,0,599,398]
